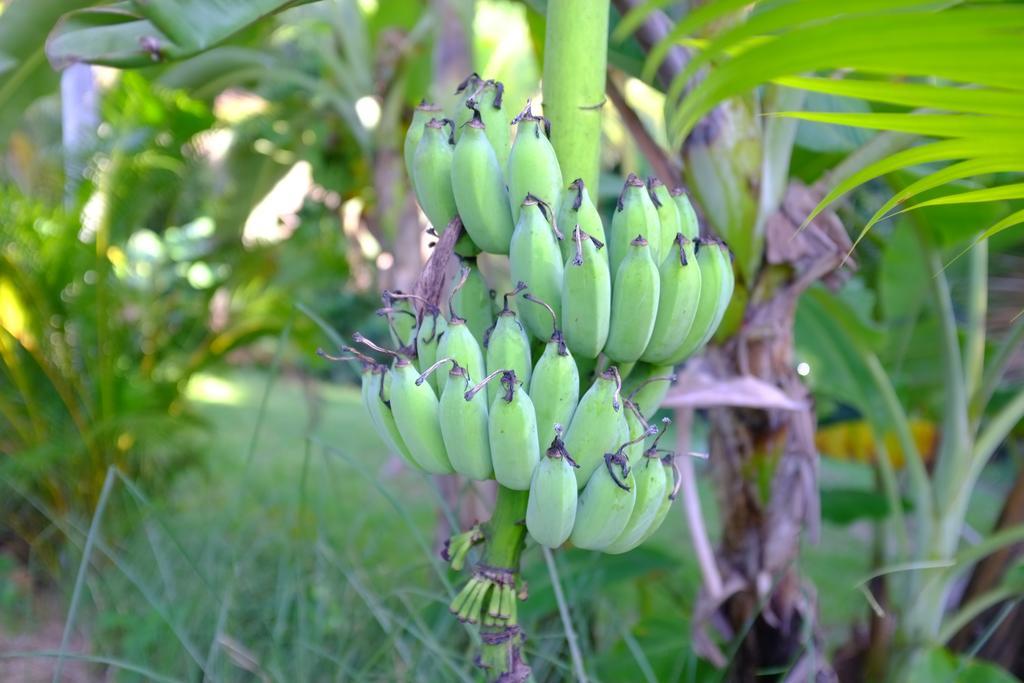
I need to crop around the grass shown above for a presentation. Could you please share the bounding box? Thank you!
[4,363,1007,681]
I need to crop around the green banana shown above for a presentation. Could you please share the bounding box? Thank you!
[354,334,453,474]
[457,76,510,169]
[453,72,483,135]
[561,226,611,359]
[380,290,418,352]
[436,267,486,387]
[485,283,532,405]
[469,369,539,491]
[637,454,681,544]
[557,178,606,263]
[507,103,563,223]
[609,173,661,275]
[523,293,580,450]
[451,111,515,254]
[564,366,623,488]
[404,101,442,194]
[665,239,735,364]
[509,195,564,341]
[570,450,636,550]
[326,347,421,471]
[384,291,442,380]
[647,177,681,264]
[413,118,458,234]
[603,419,671,554]
[604,235,661,363]
[623,365,676,421]
[414,304,447,394]
[417,358,493,481]
[525,427,579,548]
[672,188,700,241]
[451,259,494,346]
[366,364,421,470]
[642,234,703,364]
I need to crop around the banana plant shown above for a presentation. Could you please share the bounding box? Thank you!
[612,0,1024,677]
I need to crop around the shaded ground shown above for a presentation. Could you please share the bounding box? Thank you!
[0,576,102,683]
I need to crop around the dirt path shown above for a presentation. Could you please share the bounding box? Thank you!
[0,569,104,683]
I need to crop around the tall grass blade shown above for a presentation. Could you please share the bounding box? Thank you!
[53,466,117,683]
[246,316,294,466]
[542,546,588,683]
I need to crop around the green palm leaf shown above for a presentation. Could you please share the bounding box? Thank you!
[775,76,1024,117]
[898,183,1024,214]
[617,0,1024,247]
[660,0,944,115]
[976,208,1024,241]
[858,158,1024,238]
[666,7,1024,145]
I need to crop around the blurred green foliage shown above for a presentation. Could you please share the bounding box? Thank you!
[0,64,380,551]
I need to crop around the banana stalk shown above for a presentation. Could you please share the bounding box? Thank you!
[542,0,610,194]
[476,486,531,678]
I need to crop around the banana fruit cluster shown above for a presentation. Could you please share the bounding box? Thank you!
[346,74,734,557]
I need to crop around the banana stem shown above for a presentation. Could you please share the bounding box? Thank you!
[477,485,530,681]
[542,0,610,193]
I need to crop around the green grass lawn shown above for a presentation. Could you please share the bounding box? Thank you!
[17,364,1006,682]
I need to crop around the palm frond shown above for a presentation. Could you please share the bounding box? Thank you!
[619,0,1024,246]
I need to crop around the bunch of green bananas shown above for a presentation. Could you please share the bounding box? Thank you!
[344,74,734,564]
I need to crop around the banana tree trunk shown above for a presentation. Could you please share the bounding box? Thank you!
[700,183,850,681]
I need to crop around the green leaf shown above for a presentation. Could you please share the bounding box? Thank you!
[793,92,873,153]
[859,157,1024,235]
[157,46,274,93]
[809,137,1022,231]
[776,76,1024,117]
[905,648,1020,683]
[977,207,1024,242]
[898,183,1024,213]
[820,487,906,525]
[772,112,1023,139]
[46,0,309,69]
[879,225,929,327]
[795,285,883,417]
[0,0,96,146]
[664,0,942,115]
[905,648,958,683]
[652,1,1024,254]
[47,4,182,68]
[668,7,1024,146]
